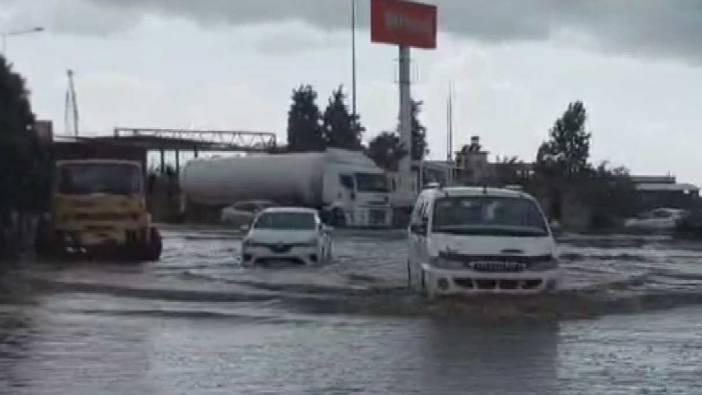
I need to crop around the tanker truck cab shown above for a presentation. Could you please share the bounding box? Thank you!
[407,187,560,298]
[39,159,162,260]
[323,169,392,228]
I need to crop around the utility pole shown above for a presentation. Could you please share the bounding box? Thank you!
[447,83,453,161]
[351,0,357,117]
[397,45,413,204]
[65,69,79,137]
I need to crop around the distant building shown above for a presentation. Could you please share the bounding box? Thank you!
[454,136,494,185]
[630,175,700,209]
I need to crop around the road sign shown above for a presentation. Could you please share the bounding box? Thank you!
[371,0,437,49]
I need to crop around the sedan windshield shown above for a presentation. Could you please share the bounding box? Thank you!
[58,163,142,195]
[432,196,548,236]
[254,212,316,230]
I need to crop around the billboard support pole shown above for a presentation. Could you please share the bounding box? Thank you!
[351,0,357,117]
[398,45,413,205]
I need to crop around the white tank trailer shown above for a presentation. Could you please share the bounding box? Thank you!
[180,149,392,227]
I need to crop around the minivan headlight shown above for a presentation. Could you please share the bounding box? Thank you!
[429,256,465,270]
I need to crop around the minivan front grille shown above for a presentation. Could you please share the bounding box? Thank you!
[470,261,526,273]
[438,251,552,269]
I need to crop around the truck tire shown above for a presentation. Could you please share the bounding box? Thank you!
[141,228,162,261]
[36,227,65,260]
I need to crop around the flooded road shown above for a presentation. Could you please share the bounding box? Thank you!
[2,226,702,394]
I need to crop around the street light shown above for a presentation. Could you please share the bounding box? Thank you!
[2,26,44,55]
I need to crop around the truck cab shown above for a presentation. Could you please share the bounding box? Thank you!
[325,170,391,227]
[38,159,162,260]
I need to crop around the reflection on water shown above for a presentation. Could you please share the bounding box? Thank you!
[1,226,702,394]
[416,319,559,395]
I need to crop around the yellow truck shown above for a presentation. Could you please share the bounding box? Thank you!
[37,159,162,260]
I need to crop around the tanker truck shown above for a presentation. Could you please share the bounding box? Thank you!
[180,148,392,228]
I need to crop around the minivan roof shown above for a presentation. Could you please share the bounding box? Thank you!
[418,186,535,201]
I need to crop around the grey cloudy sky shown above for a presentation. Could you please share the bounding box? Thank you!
[2,0,701,185]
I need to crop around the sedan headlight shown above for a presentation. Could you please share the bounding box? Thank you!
[242,239,266,248]
[529,256,559,271]
[295,239,318,247]
[429,256,465,270]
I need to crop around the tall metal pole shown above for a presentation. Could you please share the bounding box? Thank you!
[447,83,453,161]
[351,0,357,116]
[398,45,413,205]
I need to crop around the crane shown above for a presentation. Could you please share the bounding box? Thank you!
[64,69,79,137]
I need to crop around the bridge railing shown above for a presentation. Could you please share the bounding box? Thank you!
[113,127,277,150]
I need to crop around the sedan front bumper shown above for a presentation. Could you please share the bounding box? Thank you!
[242,245,320,266]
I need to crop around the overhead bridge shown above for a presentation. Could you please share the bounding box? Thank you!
[111,127,277,153]
[53,127,279,175]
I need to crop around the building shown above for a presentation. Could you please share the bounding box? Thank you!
[454,136,494,185]
[630,175,700,209]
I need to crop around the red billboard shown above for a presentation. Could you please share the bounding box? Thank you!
[371,0,437,49]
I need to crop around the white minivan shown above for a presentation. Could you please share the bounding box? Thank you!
[407,186,560,298]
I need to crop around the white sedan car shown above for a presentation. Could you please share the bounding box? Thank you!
[241,207,333,266]
[624,208,688,232]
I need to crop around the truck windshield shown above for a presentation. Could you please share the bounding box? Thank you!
[355,173,389,192]
[432,196,548,236]
[58,163,142,195]
[254,212,316,230]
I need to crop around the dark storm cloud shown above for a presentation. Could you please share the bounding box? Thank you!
[8,0,702,62]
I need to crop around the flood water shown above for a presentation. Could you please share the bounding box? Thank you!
[2,226,702,394]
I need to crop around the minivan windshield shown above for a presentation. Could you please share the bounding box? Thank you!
[254,212,316,230]
[57,163,142,195]
[432,196,548,236]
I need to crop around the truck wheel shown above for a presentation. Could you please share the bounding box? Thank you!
[36,228,65,260]
[141,228,162,261]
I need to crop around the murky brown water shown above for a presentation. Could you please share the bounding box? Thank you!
[2,226,702,394]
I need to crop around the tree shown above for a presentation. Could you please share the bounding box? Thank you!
[287,85,325,152]
[0,56,48,258]
[322,86,364,150]
[410,100,428,161]
[0,56,41,212]
[581,161,639,229]
[494,155,528,185]
[366,132,407,172]
[536,101,591,178]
